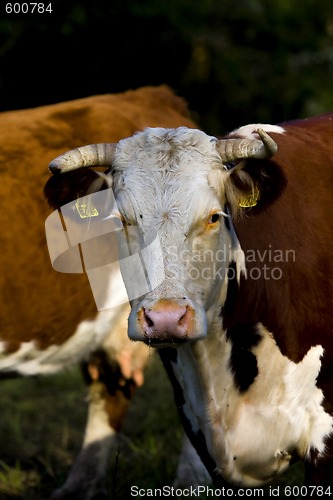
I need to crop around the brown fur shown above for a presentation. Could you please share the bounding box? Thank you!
[223,114,333,484]
[226,114,333,366]
[0,85,195,350]
[0,86,197,499]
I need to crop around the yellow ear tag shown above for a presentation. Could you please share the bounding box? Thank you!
[239,185,260,208]
[75,198,99,218]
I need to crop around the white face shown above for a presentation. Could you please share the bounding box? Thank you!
[110,127,235,346]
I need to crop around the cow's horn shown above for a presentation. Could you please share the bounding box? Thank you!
[49,143,117,174]
[217,128,278,164]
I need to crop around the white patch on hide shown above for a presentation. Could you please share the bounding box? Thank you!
[83,385,116,447]
[0,302,130,376]
[174,323,333,487]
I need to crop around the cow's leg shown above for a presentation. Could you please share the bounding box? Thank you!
[51,331,151,500]
[173,434,211,488]
[50,354,133,499]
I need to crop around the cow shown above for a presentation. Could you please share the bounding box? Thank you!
[0,85,203,499]
[45,113,333,496]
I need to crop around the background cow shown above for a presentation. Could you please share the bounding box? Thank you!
[0,86,202,498]
[46,115,333,495]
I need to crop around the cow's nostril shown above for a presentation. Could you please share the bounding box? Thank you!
[179,308,189,325]
[144,309,154,328]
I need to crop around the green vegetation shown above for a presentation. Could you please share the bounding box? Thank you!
[0,356,304,499]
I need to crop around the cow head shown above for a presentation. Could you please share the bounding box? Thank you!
[45,127,281,347]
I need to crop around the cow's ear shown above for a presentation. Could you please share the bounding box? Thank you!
[44,169,110,210]
[224,158,287,216]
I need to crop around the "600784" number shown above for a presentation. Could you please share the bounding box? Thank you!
[284,485,332,496]
[5,3,53,13]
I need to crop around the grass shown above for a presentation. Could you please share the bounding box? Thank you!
[0,356,304,499]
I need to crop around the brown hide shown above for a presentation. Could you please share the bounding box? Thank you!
[0,86,195,351]
[228,114,333,370]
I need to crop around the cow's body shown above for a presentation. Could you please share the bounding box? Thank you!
[46,113,333,493]
[0,85,194,368]
[160,117,333,487]
[0,86,200,498]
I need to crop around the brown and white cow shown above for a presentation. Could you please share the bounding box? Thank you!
[46,114,333,494]
[0,86,202,499]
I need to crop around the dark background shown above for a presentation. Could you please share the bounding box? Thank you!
[1,0,333,135]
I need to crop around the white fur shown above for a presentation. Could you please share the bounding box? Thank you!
[82,385,117,446]
[114,128,236,341]
[229,123,285,139]
[174,323,333,487]
[0,303,128,375]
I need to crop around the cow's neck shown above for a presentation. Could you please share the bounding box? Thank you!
[171,318,331,487]
[224,207,303,362]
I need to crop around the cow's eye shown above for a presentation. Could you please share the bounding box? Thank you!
[208,212,221,225]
